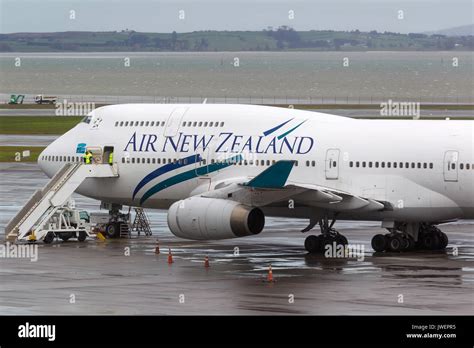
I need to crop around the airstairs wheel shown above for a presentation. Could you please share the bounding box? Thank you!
[43,232,55,244]
[78,230,87,242]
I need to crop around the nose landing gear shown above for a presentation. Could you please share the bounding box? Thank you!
[304,216,348,253]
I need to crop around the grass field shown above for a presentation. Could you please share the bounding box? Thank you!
[0,116,82,134]
[0,146,45,162]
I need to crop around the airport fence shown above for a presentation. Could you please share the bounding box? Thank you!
[1,93,473,105]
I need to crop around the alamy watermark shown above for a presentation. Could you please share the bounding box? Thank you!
[380,99,420,118]
[324,242,365,261]
[55,99,95,116]
[0,242,38,262]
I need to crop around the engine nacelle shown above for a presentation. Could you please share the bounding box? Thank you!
[167,197,265,240]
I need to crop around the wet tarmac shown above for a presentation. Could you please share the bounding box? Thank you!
[0,163,473,315]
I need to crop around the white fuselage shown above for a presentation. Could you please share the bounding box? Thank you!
[39,104,474,224]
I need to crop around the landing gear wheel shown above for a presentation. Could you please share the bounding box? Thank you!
[436,231,448,249]
[77,231,87,242]
[405,236,415,251]
[304,235,321,253]
[43,232,55,244]
[371,234,387,252]
[105,223,119,238]
[421,233,440,250]
[336,234,348,246]
[401,236,411,251]
[388,235,403,252]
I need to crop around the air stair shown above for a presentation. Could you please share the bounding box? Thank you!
[131,208,152,236]
[5,162,119,243]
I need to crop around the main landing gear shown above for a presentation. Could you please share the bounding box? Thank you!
[371,223,448,252]
[304,216,348,253]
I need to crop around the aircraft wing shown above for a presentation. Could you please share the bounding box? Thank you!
[200,160,391,212]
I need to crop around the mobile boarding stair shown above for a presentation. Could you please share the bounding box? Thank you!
[4,163,119,243]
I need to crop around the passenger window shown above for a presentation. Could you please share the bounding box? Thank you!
[161,121,165,126]
[467,164,470,170]
[182,122,186,127]
[157,158,161,164]
[120,121,124,127]
[140,121,144,126]
[411,163,415,168]
[220,122,224,127]
[356,162,360,168]
[350,161,353,167]
[306,160,310,167]
[122,158,125,163]
[147,158,151,164]
[209,122,214,127]
[394,162,397,168]
[150,121,154,126]
[430,163,433,169]
[369,162,372,168]
[417,163,421,169]
[145,121,149,126]
[115,121,119,127]
[132,158,135,164]
[193,122,197,127]
[311,161,316,167]
[362,161,366,168]
[423,163,427,169]
[204,122,208,127]
[198,122,203,127]
[375,162,379,168]
[381,162,385,168]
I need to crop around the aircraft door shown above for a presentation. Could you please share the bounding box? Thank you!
[164,107,188,137]
[325,148,340,180]
[443,150,459,182]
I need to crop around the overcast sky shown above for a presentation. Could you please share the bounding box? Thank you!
[0,0,472,34]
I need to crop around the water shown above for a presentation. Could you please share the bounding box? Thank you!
[0,51,473,103]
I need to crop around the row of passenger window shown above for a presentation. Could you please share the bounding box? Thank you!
[115,120,165,127]
[41,155,81,162]
[350,161,433,169]
[182,121,225,127]
[121,157,293,166]
[114,120,226,128]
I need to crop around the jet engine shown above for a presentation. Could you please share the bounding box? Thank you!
[167,197,265,240]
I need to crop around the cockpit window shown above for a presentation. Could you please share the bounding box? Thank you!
[81,115,92,124]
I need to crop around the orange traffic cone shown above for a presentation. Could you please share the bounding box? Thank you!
[267,264,273,282]
[154,240,160,254]
[167,248,173,264]
[204,255,210,268]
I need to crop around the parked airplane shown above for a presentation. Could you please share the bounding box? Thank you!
[35,104,473,253]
